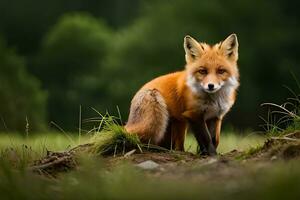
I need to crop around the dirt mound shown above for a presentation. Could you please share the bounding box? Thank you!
[29,131,300,177]
[243,131,300,161]
[29,143,92,177]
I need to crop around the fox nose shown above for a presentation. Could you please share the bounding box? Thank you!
[208,84,215,91]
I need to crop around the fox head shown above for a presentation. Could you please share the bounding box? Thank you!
[184,34,239,94]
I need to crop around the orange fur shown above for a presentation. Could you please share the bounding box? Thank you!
[125,34,239,155]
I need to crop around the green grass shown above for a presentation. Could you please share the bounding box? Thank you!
[1,131,300,200]
[0,132,88,168]
[0,132,86,152]
[0,130,265,169]
[0,151,300,200]
[0,131,264,156]
[89,124,143,155]
[185,132,265,154]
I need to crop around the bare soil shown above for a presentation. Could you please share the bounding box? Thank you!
[31,131,300,180]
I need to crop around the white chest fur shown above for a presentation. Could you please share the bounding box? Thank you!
[187,76,239,120]
[199,91,234,120]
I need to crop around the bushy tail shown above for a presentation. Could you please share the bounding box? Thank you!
[87,115,168,156]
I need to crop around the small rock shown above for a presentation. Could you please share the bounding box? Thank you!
[180,160,186,164]
[124,149,136,157]
[136,160,160,170]
[206,158,218,165]
[271,156,277,161]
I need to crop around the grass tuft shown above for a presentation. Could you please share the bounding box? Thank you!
[86,111,168,156]
[89,124,142,156]
[260,83,300,136]
[84,111,143,156]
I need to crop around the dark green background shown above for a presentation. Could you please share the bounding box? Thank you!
[0,0,299,132]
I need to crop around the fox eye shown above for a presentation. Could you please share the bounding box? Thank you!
[198,68,208,75]
[217,68,226,74]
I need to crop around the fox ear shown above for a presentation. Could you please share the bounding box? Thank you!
[184,35,203,63]
[220,34,238,61]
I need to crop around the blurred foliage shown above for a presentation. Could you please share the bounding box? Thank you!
[0,38,46,132]
[0,0,141,54]
[103,0,300,128]
[33,13,112,129]
[0,0,299,132]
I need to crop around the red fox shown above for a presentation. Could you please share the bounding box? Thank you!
[125,34,239,155]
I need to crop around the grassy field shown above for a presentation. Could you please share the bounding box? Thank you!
[0,131,300,200]
[0,131,264,161]
[0,131,265,152]
[185,132,265,154]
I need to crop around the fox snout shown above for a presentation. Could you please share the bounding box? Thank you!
[202,81,223,93]
[208,83,214,91]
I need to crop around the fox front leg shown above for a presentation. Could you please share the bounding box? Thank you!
[206,118,222,148]
[189,118,217,156]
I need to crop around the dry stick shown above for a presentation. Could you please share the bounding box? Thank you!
[284,131,300,138]
[28,143,94,172]
[261,103,298,118]
[270,137,300,142]
[269,130,300,142]
[68,143,94,153]
[78,105,82,144]
[29,156,75,171]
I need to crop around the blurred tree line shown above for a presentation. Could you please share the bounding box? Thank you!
[0,0,299,132]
